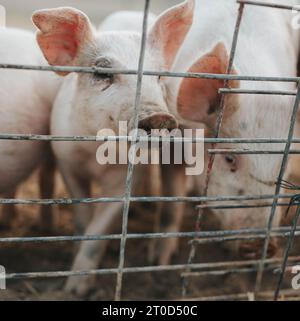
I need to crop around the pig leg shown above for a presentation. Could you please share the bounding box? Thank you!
[136,163,163,264]
[147,204,162,263]
[38,149,56,232]
[64,202,122,296]
[0,189,17,229]
[58,163,93,234]
[157,164,187,265]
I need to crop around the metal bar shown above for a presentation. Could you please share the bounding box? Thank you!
[274,205,300,300]
[0,227,298,244]
[209,149,300,155]
[4,255,300,281]
[219,88,297,96]
[255,81,300,294]
[190,231,300,245]
[3,262,263,280]
[181,256,300,277]
[197,201,300,210]
[182,266,276,278]
[182,2,245,297]
[2,133,300,144]
[5,258,300,284]
[1,63,299,82]
[1,193,298,206]
[186,289,300,301]
[237,0,300,11]
[115,0,150,301]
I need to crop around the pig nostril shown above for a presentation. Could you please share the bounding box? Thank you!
[138,113,178,133]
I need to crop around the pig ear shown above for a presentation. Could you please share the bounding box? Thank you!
[32,7,95,75]
[148,0,195,70]
[177,42,239,124]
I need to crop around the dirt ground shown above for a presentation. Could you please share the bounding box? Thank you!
[0,169,299,301]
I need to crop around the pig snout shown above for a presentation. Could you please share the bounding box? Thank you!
[138,112,178,133]
[238,239,279,260]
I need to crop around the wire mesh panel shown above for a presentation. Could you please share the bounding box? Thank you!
[0,0,300,301]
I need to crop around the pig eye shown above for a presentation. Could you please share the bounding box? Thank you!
[93,57,114,82]
[94,71,113,82]
[225,155,238,172]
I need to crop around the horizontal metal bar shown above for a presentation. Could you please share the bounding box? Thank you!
[182,266,275,278]
[5,250,300,281]
[190,231,300,245]
[1,133,300,144]
[1,193,298,206]
[187,289,300,301]
[209,149,300,155]
[198,201,300,210]
[0,231,222,244]
[4,263,255,280]
[0,227,298,244]
[181,256,300,277]
[5,254,300,281]
[0,63,299,82]
[219,88,297,96]
[237,0,300,11]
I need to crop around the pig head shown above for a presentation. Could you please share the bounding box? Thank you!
[31,2,197,134]
[166,0,300,259]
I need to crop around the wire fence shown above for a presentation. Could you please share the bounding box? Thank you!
[1,0,300,301]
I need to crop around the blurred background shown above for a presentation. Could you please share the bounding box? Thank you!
[1,0,180,30]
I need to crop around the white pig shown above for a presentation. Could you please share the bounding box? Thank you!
[32,1,194,295]
[0,27,61,230]
[165,0,300,258]
[99,10,195,266]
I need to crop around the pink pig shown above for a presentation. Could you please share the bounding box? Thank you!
[32,1,194,295]
[0,27,61,230]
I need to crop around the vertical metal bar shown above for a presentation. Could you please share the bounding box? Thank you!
[181,2,245,297]
[274,205,300,300]
[255,81,300,295]
[114,0,150,301]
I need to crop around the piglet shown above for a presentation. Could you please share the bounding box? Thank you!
[32,1,194,295]
[0,27,60,230]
